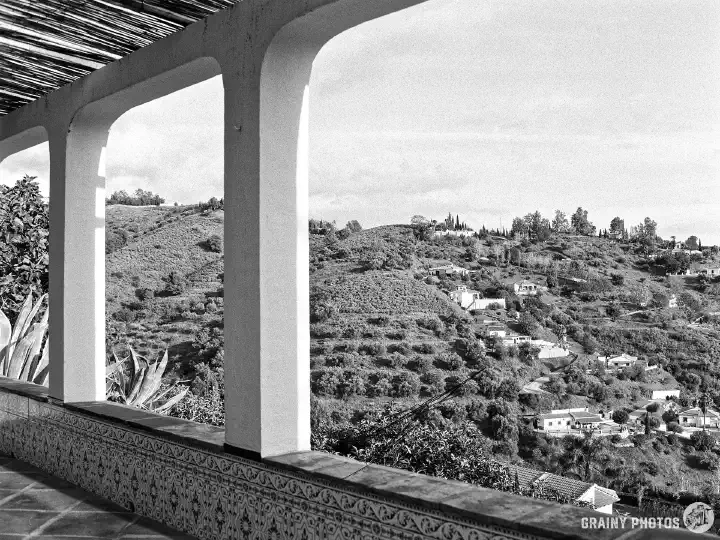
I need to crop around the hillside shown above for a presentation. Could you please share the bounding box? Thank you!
[104,208,720,508]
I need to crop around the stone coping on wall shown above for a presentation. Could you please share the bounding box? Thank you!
[0,376,713,540]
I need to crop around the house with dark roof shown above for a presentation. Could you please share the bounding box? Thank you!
[513,467,620,515]
[569,411,603,430]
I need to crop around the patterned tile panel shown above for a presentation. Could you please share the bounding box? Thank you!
[0,394,544,540]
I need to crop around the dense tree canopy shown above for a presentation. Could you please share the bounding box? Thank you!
[0,176,49,324]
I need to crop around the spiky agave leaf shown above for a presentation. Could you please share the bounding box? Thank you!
[133,354,162,407]
[128,348,145,397]
[18,322,48,382]
[127,367,147,405]
[31,338,49,385]
[7,333,35,380]
[0,309,11,376]
[7,294,45,366]
[152,386,189,414]
[33,363,49,386]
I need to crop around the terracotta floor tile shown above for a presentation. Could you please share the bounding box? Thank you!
[121,516,195,537]
[0,454,196,539]
[39,511,138,538]
[72,498,132,513]
[0,471,41,490]
[0,508,59,534]
[1,489,85,511]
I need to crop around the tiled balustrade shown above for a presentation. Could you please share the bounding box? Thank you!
[0,376,712,540]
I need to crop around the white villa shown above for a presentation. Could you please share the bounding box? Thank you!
[529,339,570,359]
[652,390,680,400]
[513,280,542,296]
[485,325,507,338]
[538,408,603,432]
[501,334,532,346]
[597,353,639,371]
[449,286,506,311]
[678,407,720,429]
[513,468,620,515]
[429,264,469,278]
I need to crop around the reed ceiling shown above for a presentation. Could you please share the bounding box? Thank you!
[0,0,238,116]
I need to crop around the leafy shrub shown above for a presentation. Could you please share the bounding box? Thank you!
[0,176,49,324]
[691,430,716,452]
[413,343,436,354]
[314,370,343,397]
[162,271,189,295]
[442,352,464,371]
[113,308,137,322]
[368,376,393,397]
[388,341,410,355]
[169,387,224,426]
[393,372,421,397]
[337,372,366,398]
[389,352,407,369]
[135,287,154,301]
[205,234,223,253]
[414,356,434,373]
[361,341,387,356]
[386,329,408,340]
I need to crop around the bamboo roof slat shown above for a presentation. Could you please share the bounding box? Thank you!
[0,0,239,116]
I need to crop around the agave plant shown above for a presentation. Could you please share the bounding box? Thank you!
[106,347,188,413]
[0,293,49,385]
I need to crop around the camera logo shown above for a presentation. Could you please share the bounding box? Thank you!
[683,502,714,534]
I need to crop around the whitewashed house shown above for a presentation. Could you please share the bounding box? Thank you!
[449,286,506,311]
[513,280,542,296]
[597,353,639,371]
[678,407,720,429]
[429,264,469,278]
[652,390,680,400]
[513,469,620,515]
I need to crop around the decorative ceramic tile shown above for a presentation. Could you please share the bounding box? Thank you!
[0,392,544,540]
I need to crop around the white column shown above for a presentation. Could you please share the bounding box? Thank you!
[47,120,109,402]
[222,34,317,458]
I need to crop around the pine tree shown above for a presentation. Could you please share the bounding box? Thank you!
[699,239,703,250]
[456,214,460,230]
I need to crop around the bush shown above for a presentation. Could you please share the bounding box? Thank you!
[386,329,408,340]
[361,341,387,356]
[414,343,436,354]
[388,352,407,369]
[697,451,720,471]
[368,377,393,397]
[162,271,189,295]
[388,341,411,355]
[612,410,630,424]
[169,386,224,426]
[691,430,716,452]
[0,176,50,324]
[314,370,343,397]
[666,422,683,433]
[393,372,421,397]
[113,308,136,322]
[414,355,434,373]
[443,352,464,371]
[135,287,154,301]
[337,372,366,398]
[205,234,223,253]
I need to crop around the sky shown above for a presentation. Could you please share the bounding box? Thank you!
[2,0,719,242]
